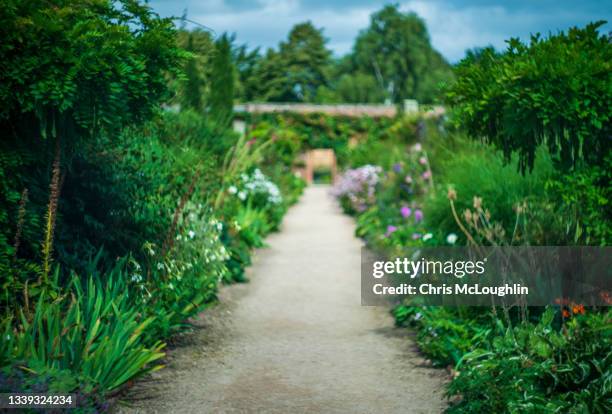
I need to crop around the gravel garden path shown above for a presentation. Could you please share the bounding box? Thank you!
[118,185,446,414]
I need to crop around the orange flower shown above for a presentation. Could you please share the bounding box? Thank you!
[571,304,585,315]
[562,309,570,318]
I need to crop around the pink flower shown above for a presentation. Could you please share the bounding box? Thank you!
[422,170,432,180]
[414,209,424,223]
[385,225,398,237]
[400,206,412,218]
[246,137,257,147]
[419,156,427,165]
[412,233,422,240]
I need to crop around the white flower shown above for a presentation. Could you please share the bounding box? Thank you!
[228,185,238,194]
[156,262,164,270]
[446,233,458,245]
[423,233,433,241]
[188,230,196,239]
[238,191,247,201]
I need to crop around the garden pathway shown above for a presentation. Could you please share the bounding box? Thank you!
[118,185,446,413]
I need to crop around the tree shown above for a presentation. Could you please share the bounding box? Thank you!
[232,42,262,102]
[176,28,214,111]
[209,33,235,125]
[352,5,452,104]
[181,34,204,110]
[252,22,332,102]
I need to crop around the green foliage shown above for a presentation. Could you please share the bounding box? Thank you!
[352,5,453,104]
[447,309,612,413]
[447,22,611,173]
[542,155,612,245]
[320,73,386,104]
[394,306,494,367]
[245,112,397,167]
[0,0,184,135]
[252,22,332,102]
[209,34,236,125]
[0,0,186,317]
[4,268,164,395]
[234,6,452,104]
[423,138,555,245]
[181,34,206,111]
[232,42,262,102]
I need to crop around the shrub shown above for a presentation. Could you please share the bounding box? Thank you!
[447,22,611,173]
[447,309,612,413]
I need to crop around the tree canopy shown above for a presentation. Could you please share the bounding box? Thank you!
[227,5,452,104]
[252,22,332,102]
[351,5,453,104]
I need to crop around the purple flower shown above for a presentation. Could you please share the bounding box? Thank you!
[385,225,398,237]
[392,163,402,173]
[414,209,424,223]
[411,233,422,240]
[400,206,412,218]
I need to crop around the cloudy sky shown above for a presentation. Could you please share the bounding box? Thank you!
[147,0,611,62]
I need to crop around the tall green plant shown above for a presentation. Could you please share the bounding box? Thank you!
[209,33,235,127]
[9,269,165,393]
[447,22,611,172]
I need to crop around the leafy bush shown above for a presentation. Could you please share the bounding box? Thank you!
[394,306,494,367]
[541,155,612,245]
[447,309,612,413]
[0,0,183,134]
[447,22,611,173]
